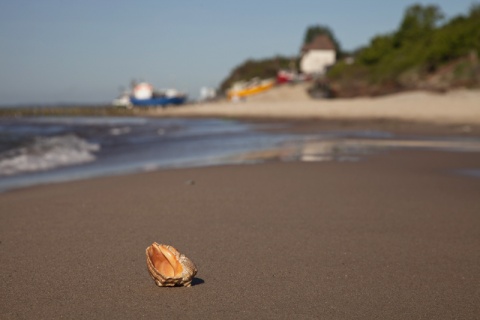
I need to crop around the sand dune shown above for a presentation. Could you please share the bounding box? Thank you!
[149,85,480,126]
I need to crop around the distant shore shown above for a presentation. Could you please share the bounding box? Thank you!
[2,86,480,130]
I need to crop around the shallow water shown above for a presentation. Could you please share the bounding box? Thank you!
[1,116,479,192]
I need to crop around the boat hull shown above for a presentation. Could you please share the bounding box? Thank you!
[227,80,274,99]
[130,96,186,106]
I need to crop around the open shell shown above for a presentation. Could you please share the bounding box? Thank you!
[146,243,197,287]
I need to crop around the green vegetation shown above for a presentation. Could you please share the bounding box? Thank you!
[219,26,341,93]
[219,3,479,97]
[303,25,342,57]
[219,56,295,93]
[328,4,480,96]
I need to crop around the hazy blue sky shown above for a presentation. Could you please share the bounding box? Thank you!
[0,0,477,105]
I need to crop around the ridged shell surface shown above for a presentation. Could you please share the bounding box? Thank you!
[146,243,197,287]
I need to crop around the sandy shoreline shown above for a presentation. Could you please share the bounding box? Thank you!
[146,86,480,127]
[1,148,480,318]
[1,93,480,317]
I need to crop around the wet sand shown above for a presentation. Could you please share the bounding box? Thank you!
[1,149,480,319]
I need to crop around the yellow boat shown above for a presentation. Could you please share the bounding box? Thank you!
[227,78,275,100]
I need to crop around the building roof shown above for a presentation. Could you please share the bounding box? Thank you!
[302,34,336,52]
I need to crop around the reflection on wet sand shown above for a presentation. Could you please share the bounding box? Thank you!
[232,135,480,164]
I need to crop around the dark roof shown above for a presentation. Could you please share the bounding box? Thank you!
[302,35,335,52]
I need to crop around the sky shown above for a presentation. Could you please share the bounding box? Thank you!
[0,0,477,105]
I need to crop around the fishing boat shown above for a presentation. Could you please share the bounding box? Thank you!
[113,82,187,108]
[129,95,186,106]
[227,78,275,100]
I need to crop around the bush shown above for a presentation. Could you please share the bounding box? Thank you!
[327,3,480,94]
[219,56,296,92]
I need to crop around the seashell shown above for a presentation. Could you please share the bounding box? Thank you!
[146,242,197,287]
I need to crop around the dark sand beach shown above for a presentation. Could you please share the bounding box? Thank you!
[1,145,480,318]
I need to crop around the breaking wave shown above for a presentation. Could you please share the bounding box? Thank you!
[0,134,100,176]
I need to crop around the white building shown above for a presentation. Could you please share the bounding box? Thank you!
[300,35,336,75]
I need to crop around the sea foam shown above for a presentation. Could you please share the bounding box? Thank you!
[0,134,100,176]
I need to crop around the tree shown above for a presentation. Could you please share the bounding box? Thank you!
[469,3,480,18]
[395,4,444,45]
[357,34,395,65]
[303,25,342,54]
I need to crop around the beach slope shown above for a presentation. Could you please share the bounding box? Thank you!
[157,86,480,126]
[1,150,479,318]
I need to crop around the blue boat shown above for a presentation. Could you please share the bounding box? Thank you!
[113,82,187,108]
[130,96,187,107]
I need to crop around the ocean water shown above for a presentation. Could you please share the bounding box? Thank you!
[1,116,480,192]
[0,117,298,191]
